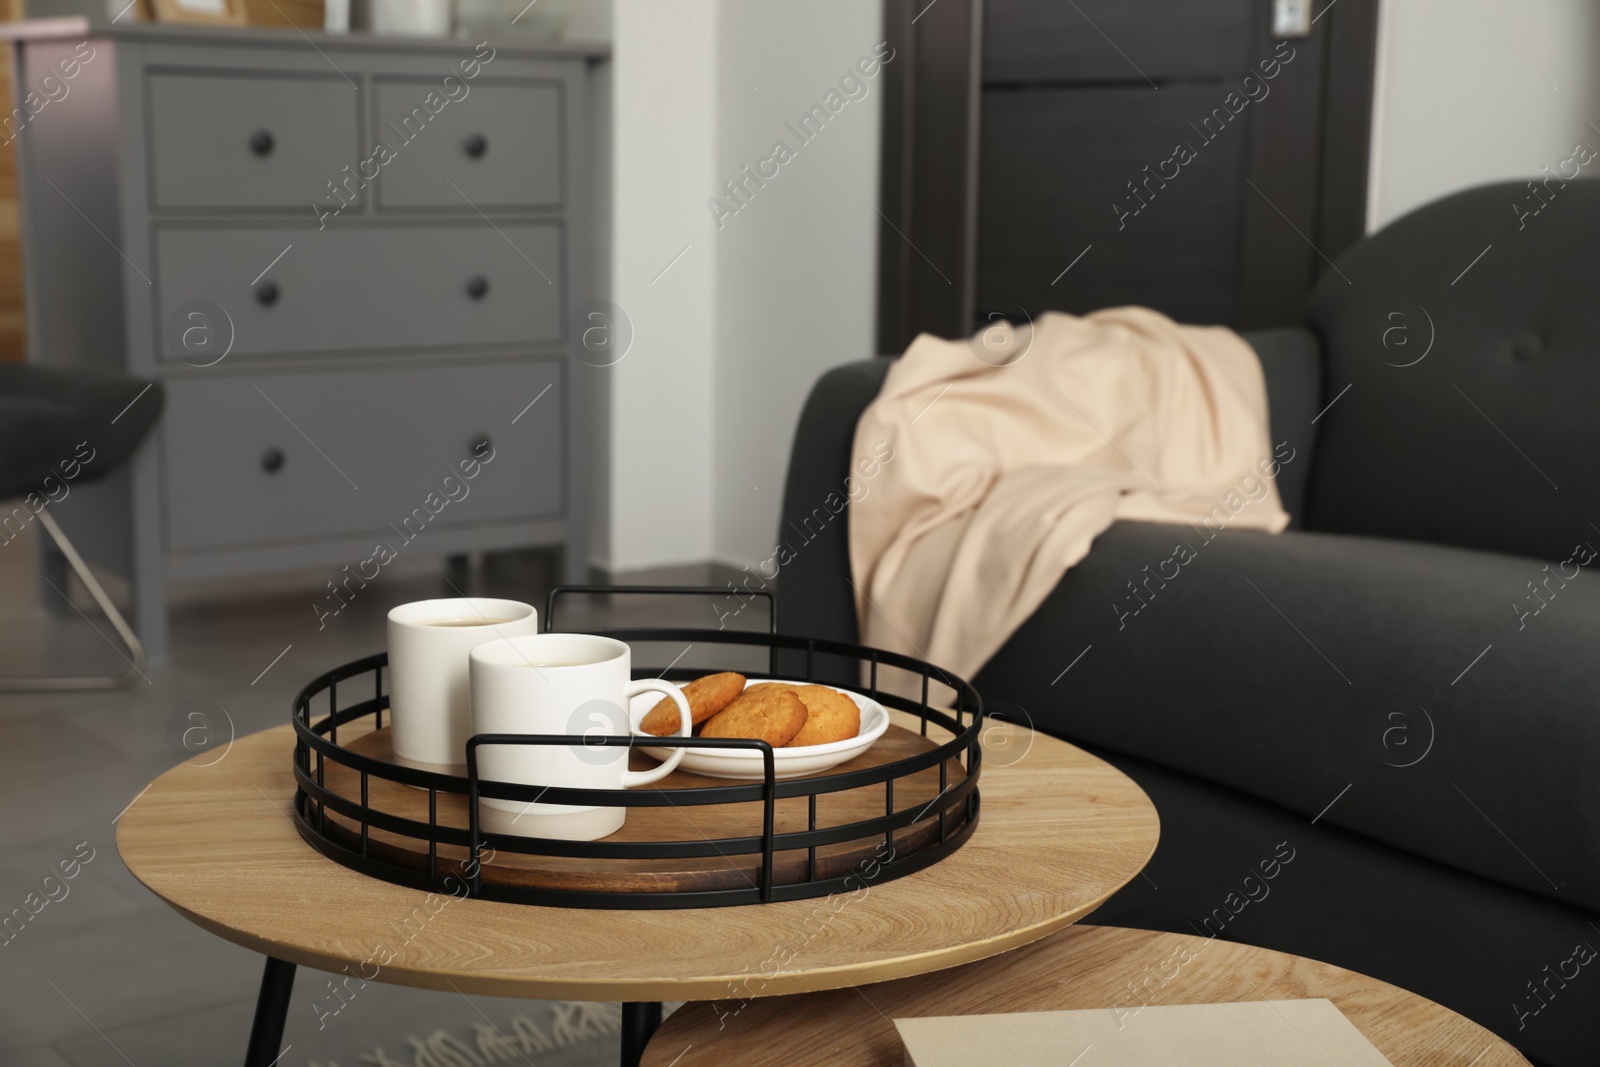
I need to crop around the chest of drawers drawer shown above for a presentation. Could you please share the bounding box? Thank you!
[147,71,360,210]
[373,78,563,210]
[154,222,564,358]
[161,360,564,552]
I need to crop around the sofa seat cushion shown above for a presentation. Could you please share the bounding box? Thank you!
[974,519,1600,911]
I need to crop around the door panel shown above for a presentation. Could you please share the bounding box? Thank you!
[977,86,1248,327]
[983,0,1254,83]
[976,0,1282,331]
[877,0,1380,347]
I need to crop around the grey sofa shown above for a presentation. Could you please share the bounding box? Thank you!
[775,181,1600,1067]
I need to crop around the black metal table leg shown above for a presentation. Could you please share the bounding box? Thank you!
[244,956,296,1067]
[620,1000,663,1067]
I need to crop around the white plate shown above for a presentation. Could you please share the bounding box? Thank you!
[630,679,890,780]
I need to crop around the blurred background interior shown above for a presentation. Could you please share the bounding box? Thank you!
[1,0,1598,1065]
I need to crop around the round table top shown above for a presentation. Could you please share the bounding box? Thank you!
[642,924,1530,1066]
[116,713,1159,1001]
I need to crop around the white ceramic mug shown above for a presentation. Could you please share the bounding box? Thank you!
[468,633,691,841]
[387,598,539,773]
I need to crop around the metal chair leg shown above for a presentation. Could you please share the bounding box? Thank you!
[0,507,147,689]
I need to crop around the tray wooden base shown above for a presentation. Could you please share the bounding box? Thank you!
[315,722,959,894]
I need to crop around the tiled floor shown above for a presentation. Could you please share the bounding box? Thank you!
[0,527,745,1066]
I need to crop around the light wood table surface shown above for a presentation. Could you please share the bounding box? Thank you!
[644,924,1531,1066]
[117,713,1158,1051]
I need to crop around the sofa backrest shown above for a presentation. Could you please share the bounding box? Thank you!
[773,358,890,669]
[1303,176,1600,561]
[1238,327,1323,527]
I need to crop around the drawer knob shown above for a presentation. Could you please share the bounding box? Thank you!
[256,280,280,306]
[466,275,489,300]
[469,434,491,457]
[261,447,285,474]
[249,130,275,157]
[464,133,488,159]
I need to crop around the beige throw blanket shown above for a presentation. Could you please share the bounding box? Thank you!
[849,308,1289,681]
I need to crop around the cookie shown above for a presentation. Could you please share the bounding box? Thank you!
[741,681,797,697]
[700,684,808,747]
[639,672,746,736]
[785,685,862,747]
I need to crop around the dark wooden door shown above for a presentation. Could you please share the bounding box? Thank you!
[876,0,1378,351]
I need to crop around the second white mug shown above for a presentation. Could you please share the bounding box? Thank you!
[468,633,691,841]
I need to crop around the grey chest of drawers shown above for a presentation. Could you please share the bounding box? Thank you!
[3,20,605,661]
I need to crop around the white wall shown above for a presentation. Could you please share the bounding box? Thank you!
[562,0,613,41]
[596,0,884,573]
[603,0,721,571]
[710,2,885,570]
[1367,0,1600,229]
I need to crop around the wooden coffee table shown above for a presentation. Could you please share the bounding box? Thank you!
[116,711,1159,1067]
[644,924,1530,1066]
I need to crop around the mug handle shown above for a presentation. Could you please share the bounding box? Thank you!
[621,679,692,787]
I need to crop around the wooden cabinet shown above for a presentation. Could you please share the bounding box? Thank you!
[3,22,605,659]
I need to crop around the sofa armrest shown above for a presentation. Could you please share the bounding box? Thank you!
[977,519,1600,911]
[1240,326,1322,526]
[773,359,890,655]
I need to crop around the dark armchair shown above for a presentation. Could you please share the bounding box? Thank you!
[775,180,1600,1067]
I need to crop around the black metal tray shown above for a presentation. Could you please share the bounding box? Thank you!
[289,587,984,908]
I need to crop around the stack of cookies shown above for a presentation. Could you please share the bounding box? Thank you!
[638,673,861,748]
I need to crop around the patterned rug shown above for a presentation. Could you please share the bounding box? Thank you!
[301,1000,622,1067]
